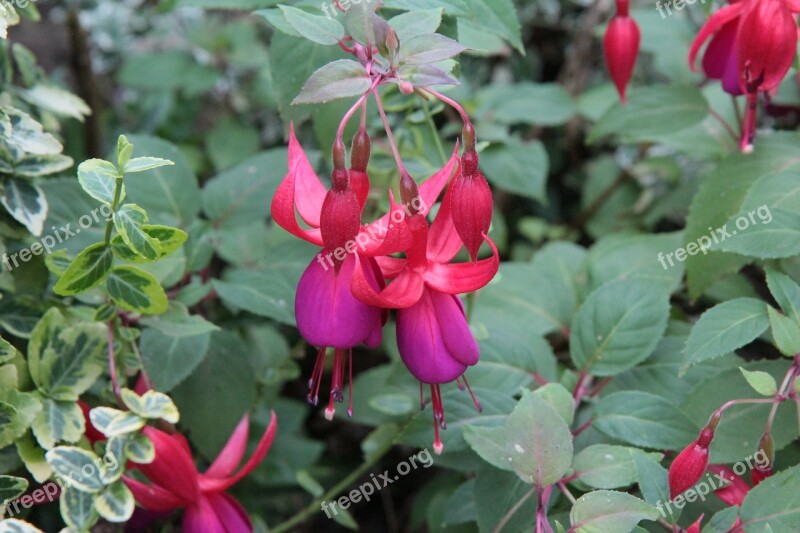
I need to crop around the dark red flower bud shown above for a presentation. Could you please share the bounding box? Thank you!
[603,0,641,104]
[320,168,360,270]
[350,128,371,210]
[668,427,715,498]
[751,431,774,486]
[399,171,421,215]
[451,149,492,262]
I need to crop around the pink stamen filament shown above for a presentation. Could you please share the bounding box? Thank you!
[461,374,482,413]
[307,347,327,406]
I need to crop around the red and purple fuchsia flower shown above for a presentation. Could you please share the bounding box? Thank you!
[271,30,499,454]
[689,0,800,151]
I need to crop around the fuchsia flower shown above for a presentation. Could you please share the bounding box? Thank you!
[689,0,800,149]
[124,412,277,533]
[668,426,715,498]
[350,157,499,454]
[604,0,641,103]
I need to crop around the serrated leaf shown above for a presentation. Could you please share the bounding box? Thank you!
[53,243,114,296]
[570,279,670,376]
[123,156,174,174]
[683,298,769,370]
[106,265,169,314]
[713,208,800,259]
[766,269,800,322]
[77,158,121,204]
[739,367,778,396]
[279,5,345,45]
[767,306,800,357]
[570,491,658,533]
[740,465,800,532]
[46,447,105,493]
[292,59,371,104]
[401,33,465,64]
[463,424,511,471]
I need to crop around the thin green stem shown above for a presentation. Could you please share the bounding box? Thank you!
[269,442,393,533]
[422,98,448,165]
[104,170,125,245]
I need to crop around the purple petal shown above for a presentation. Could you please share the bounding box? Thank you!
[396,288,469,384]
[702,19,738,79]
[432,292,480,367]
[296,254,382,349]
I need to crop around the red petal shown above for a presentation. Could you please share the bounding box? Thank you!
[206,492,252,533]
[358,192,414,256]
[288,124,326,227]
[204,416,249,479]
[352,260,425,309]
[687,514,704,533]
[199,412,277,493]
[707,464,750,506]
[424,236,499,294]
[737,0,798,92]
[604,15,640,103]
[124,477,186,512]
[136,427,199,504]
[688,3,745,71]
[182,495,227,533]
[376,256,406,278]
[418,146,460,210]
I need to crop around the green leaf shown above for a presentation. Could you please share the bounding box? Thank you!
[12,154,73,177]
[570,279,670,376]
[473,464,536,532]
[123,157,174,174]
[46,447,105,492]
[122,135,202,226]
[389,8,442,41]
[59,486,98,530]
[594,391,698,450]
[0,390,41,448]
[739,367,778,396]
[103,411,145,437]
[476,83,577,127]
[143,225,187,255]
[106,265,169,314]
[113,204,161,260]
[570,491,658,533]
[573,445,657,490]
[0,336,15,365]
[31,398,84,449]
[117,135,134,169]
[1,177,48,236]
[0,519,46,533]
[684,133,800,298]
[713,208,800,259]
[589,85,709,143]
[292,59,371,105]
[0,475,28,504]
[633,454,680,524]
[480,138,548,201]
[19,85,91,121]
[769,307,800,357]
[368,393,414,416]
[139,328,211,392]
[740,465,800,532]
[463,424,511,471]
[532,383,575,425]
[279,5,345,45]
[140,302,219,337]
[400,33,465,64]
[504,391,573,485]
[125,433,155,463]
[766,268,800,323]
[120,388,179,423]
[88,406,122,435]
[53,243,114,296]
[683,298,769,370]
[95,480,135,523]
[77,158,120,205]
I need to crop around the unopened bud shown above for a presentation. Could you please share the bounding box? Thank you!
[350,128,371,172]
[399,81,414,95]
[668,427,716,498]
[603,6,640,104]
[752,432,774,486]
[399,171,421,214]
[386,27,399,53]
[462,122,476,152]
[332,138,346,170]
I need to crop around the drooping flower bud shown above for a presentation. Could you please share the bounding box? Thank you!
[668,425,715,498]
[320,141,360,270]
[751,431,774,486]
[603,0,641,104]
[349,128,371,210]
[450,149,493,262]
